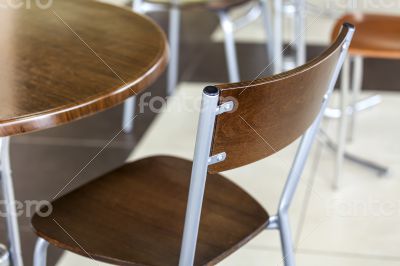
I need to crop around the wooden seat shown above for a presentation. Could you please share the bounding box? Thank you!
[332,13,400,59]
[32,156,268,266]
[144,0,252,10]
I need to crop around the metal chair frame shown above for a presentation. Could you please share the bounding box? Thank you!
[0,137,24,266]
[122,0,275,133]
[275,1,387,188]
[33,24,353,266]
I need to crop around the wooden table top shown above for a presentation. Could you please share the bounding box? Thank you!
[0,0,168,136]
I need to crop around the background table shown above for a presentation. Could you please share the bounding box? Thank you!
[0,0,168,265]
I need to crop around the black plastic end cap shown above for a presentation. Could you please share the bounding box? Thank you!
[203,86,219,96]
[343,22,355,30]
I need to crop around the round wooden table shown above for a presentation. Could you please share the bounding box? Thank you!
[0,0,168,265]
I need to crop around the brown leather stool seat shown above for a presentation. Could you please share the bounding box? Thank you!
[332,13,400,59]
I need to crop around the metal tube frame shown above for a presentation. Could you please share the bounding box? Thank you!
[178,86,221,266]
[0,137,23,266]
[273,0,283,73]
[33,238,49,266]
[274,0,307,71]
[260,0,276,72]
[218,11,240,83]
[266,26,354,266]
[348,55,363,141]
[122,0,148,134]
[167,3,181,95]
[132,0,275,88]
[294,0,305,66]
[334,56,350,189]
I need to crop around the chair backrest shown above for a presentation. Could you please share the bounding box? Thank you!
[178,24,354,266]
[208,24,354,173]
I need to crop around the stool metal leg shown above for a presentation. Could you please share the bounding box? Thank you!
[0,137,23,266]
[33,238,49,266]
[167,6,181,95]
[294,0,306,66]
[122,0,144,134]
[348,56,363,141]
[218,11,240,82]
[279,213,295,266]
[273,0,283,73]
[122,96,137,133]
[260,0,275,70]
[334,57,350,189]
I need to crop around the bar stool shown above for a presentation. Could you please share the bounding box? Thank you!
[122,0,275,132]
[329,13,397,188]
[31,24,353,266]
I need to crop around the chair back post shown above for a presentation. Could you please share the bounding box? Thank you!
[132,0,144,11]
[278,24,355,216]
[178,86,221,266]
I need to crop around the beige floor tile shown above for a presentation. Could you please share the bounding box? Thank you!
[295,250,400,266]
[297,92,400,258]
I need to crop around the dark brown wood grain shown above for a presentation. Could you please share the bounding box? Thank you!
[0,0,168,137]
[31,156,268,266]
[208,25,351,173]
[144,0,251,11]
[332,13,400,59]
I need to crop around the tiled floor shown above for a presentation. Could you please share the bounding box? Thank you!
[6,0,400,265]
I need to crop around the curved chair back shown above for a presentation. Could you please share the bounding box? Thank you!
[209,24,354,173]
[179,23,355,266]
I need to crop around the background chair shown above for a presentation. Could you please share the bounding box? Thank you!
[329,13,397,188]
[122,0,275,133]
[31,24,353,266]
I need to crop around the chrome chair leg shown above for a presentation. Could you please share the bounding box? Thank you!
[122,0,144,134]
[122,96,137,133]
[278,213,295,266]
[260,0,275,70]
[294,0,306,66]
[218,11,240,82]
[334,57,350,189]
[0,137,24,266]
[272,0,283,73]
[33,238,49,266]
[348,56,363,141]
[167,6,181,96]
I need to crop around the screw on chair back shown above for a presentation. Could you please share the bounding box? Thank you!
[209,24,355,173]
[179,23,355,266]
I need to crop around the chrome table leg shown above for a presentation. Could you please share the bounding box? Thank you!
[0,137,23,266]
[218,11,240,82]
[122,96,137,133]
[167,5,181,95]
[33,238,49,266]
[273,0,283,73]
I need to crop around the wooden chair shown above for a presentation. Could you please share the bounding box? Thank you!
[122,0,275,132]
[31,24,354,266]
[329,13,397,188]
